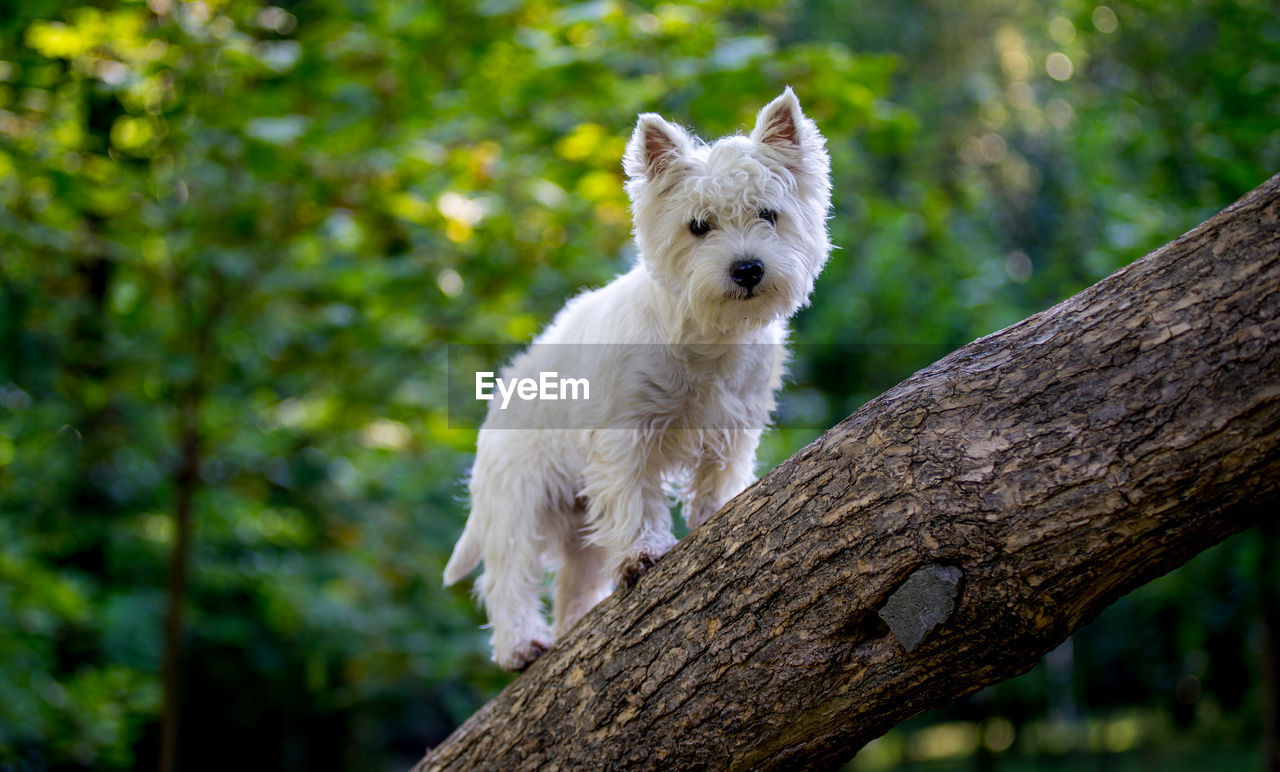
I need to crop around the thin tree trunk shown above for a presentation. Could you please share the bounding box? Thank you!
[418,172,1280,771]
[158,271,223,772]
[159,403,199,772]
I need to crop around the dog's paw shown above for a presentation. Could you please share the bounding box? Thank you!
[618,550,660,589]
[495,639,550,672]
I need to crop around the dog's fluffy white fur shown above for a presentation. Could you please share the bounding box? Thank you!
[444,89,832,671]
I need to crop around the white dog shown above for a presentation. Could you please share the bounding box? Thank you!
[445,88,832,670]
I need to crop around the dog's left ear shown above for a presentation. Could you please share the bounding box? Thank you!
[752,87,806,147]
[751,87,828,182]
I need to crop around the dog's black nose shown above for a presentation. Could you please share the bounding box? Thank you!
[730,259,764,290]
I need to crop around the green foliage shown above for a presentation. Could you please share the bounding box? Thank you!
[1,0,1276,769]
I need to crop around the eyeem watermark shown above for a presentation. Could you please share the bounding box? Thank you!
[476,371,590,410]
[447,342,957,430]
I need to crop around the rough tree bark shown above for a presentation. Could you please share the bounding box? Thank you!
[419,173,1280,771]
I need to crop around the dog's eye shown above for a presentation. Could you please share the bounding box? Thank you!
[689,219,713,237]
[759,209,778,226]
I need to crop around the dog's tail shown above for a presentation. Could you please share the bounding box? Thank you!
[443,524,482,586]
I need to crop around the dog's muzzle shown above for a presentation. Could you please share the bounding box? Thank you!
[729,259,764,290]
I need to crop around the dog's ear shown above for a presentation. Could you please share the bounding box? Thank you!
[751,87,829,184]
[752,87,806,148]
[624,114,691,181]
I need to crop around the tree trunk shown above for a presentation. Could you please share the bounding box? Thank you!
[418,173,1280,771]
[158,401,200,772]
[159,272,224,772]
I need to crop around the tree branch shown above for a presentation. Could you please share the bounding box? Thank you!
[419,173,1280,770]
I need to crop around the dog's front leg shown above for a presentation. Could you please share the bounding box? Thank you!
[580,431,677,588]
[686,427,761,531]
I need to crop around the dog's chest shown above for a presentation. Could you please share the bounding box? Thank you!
[637,344,776,428]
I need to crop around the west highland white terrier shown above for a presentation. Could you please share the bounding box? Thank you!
[444,88,833,671]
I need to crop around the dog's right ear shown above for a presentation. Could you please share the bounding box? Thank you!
[624,114,691,181]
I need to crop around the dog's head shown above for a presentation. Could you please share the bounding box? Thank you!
[623,88,832,335]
